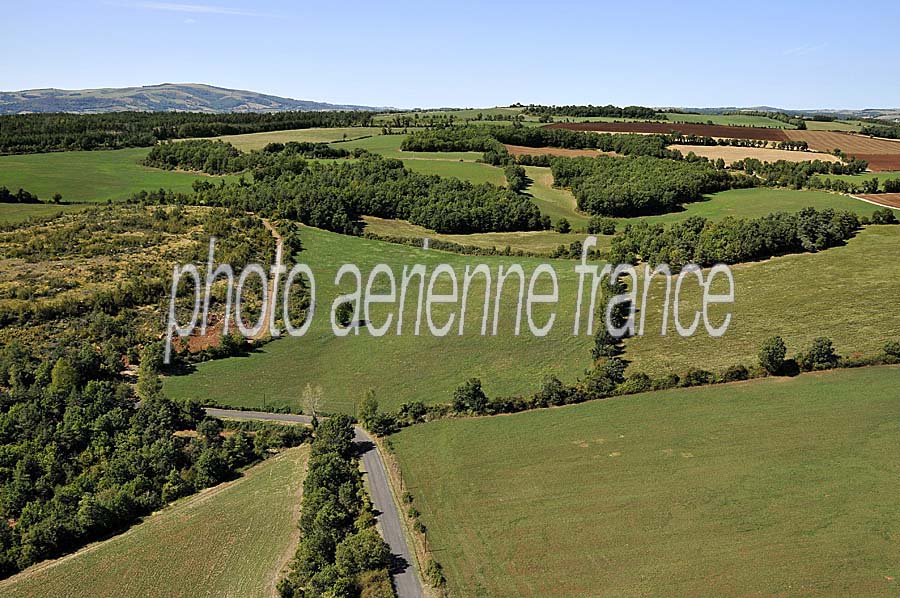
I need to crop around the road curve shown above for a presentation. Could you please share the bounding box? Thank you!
[205,408,424,598]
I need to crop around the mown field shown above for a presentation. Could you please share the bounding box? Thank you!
[390,366,900,597]
[208,126,383,151]
[164,221,900,415]
[0,447,310,598]
[0,147,237,203]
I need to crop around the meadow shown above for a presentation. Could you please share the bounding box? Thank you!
[205,126,383,151]
[0,147,237,203]
[163,221,900,415]
[0,447,310,598]
[390,366,900,597]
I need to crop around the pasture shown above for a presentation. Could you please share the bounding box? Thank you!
[207,126,383,151]
[0,147,237,203]
[163,222,900,415]
[0,447,310,598]
[390,366,900,597]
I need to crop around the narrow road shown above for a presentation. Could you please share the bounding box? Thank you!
[254,219,284,341]
[204,408,424,598]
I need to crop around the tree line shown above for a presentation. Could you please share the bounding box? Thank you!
[277,416,393,598]
[0,111,376,154]
[609,207,863,268]
[143,140,352,175]
[522,104,658,119]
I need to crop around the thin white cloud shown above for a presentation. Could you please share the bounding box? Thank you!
[783,43,827,57]
[122,2,279,18]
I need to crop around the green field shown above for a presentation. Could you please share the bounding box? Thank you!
[209,126,383,151]
[0,447,309,597]
[813,171,900,185]
[164,221,900,415]
[390,366,900,597]
[330,134,483,161]
[626,224,900,374]
[0,202,90,224]
[661,113,795,128]
[0,148,237,203]
[804,120,866,132]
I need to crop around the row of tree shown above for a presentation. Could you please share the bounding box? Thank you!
[277,416,393,597]
[0,111,376,154]
[522,104,658,119]
[609,207,865,268]
[143,139,352,175]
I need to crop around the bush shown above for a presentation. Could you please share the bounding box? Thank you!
[870,208,898,225]
[587,215,617,235]
[885,341,900,358]
[682,368,715,387]
[555,218,571,233]
[425,559,446,588]
[797,337,840,371]
[452,378,489,414]
[618,372,653,395]
[759,336,787,375]
[720,364,750,382]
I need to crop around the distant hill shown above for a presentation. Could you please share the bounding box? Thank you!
[0,83,387,114]
[667,105,900,121]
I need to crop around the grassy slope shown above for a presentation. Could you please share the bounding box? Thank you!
[0,447,310,598]
[0,203,90,224]
[209,127,383,151]
[391,366,900,597]
[0,148,238,203]
[627,224,900,373]
[163,226,595,414]
[164,223,900,415]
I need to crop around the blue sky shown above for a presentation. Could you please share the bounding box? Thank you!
[4,0,899,109]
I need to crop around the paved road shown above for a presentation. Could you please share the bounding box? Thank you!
[205,408,424,598]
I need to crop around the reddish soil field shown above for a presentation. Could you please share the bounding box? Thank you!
[848,154,900,172]
[503,144,616,158]
[545,122,790,142]
[855,193,900,209]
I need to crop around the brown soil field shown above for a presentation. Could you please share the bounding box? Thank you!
[667,144,840,165]
[503,144,616,158]
[785,130,900,154]
[855,193,900,209]
[546,122,790,142]
[851,154,900,172]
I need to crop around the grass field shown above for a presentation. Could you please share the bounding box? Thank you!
[163,221,900,415]
[390,366,900,597]
[0,202,90,224]
[813,171,900,185]
[0,447,310,598]
[209,127,383,151]
[662,113,794,128]
[0,148,237,203]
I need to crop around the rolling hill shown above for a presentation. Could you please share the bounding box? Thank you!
[0,83,385,114]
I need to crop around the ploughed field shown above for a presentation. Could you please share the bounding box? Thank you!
[390,366,900,597]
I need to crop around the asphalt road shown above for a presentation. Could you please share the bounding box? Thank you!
[205,408,424,598]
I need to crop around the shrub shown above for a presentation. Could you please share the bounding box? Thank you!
[452,378,489,415]
[885,341,900,358]
[682,368,715,387]
[720,364,750,382]
[535,375,570,407]
[759,336,787,375]
[359,569,394,598]
[555,218,572,233]
[425,559,446,588]
[618,372,653,395]
[797,337,840,371]
[870,208,898,225]
[413,520,426,534]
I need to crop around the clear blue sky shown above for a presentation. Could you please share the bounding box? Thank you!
[5,0,899,109]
